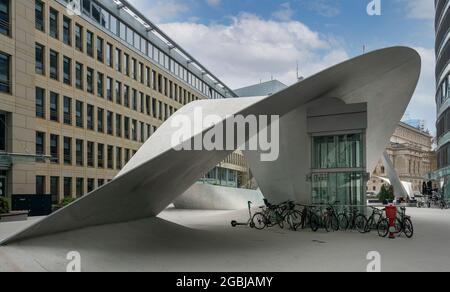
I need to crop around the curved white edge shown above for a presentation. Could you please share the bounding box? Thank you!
[1,46,421,245]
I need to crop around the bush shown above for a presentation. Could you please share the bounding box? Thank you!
[59,197,76,208]
[378,184,394,203]
[0,196,9,214]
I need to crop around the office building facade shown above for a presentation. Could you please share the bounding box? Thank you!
[434,0,450,198]
[0,0,246,203]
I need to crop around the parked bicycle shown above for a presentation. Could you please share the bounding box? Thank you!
[364,206,385,234]
[395,207,414,238]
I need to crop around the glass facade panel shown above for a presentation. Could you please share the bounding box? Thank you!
[311,133,365,206]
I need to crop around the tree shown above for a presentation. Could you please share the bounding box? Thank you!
[378,184,394,203]
[0,196,9,214]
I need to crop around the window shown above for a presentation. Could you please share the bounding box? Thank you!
[63,56,72,85]
[106,77,113,101]
[125,148,130,163]
[64,137,72,165]
[106,43,112,67]
[115,48,121,72]
[97,143,104,168]
[107,111,113,135]
[87,178,95,193]
[87,67,94,94]
[63,16,72,46]
[140,122,145,142]
[97,37,104,62]
[76,100,84,128]
[75,62,83,89]
[107,145,113,169]
[97,72,104,97]
[49,8,58,39]
[82,0,91,15]
[36,176,45,195]
[75,24,83,51]
[63,96,72,125]
[98,179,105,187]
[115,81,121,104]
[35,0,44,32]
[116,114,122,137]
[132,90,138,111]
[50,177,59,204]
[312,134,364,169]
[76,139,84,166]
[50,134,59,163]
[64,177,72,198]
[76,178,84,198]
[35,87,45,118]
[49,50,59,80]
[36,131,45,156]
[124,53,129,76]
[116,147,122,170]
[132,119,137,141]
[35,44,45,75]
[124,117,130,139]
[97,108,104,133]
[87,141,94,167]
[131,58,136,80]
[49,92,59,122]
[124,85,129,108]
[86,31,94,57]
[87,104,94,130]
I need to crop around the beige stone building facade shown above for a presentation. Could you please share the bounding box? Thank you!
[0,0,247,203]
[367,122,436,196]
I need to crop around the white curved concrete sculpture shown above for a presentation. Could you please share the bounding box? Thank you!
[1,47,420,244]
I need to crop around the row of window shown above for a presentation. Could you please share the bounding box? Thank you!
[438,142,450,169]
[36,0,226,100]
[36,88,157,142]
[35,43,198,112]
[36,131,138,170]
[436,70,450,110]
[437,105,450,140]
[36,175,111,203]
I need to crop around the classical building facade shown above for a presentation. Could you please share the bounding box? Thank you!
[367,122,436,196]
[0,0,248,203]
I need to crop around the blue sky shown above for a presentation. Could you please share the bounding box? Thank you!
[129,0,436,134]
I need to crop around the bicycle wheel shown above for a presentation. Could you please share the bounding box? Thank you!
[404,218,414,238]
[252,213,267,230]
[377,219,389,238]
[286,210,303,231]
[355,215,367,233]
[395,218,402,234]
[309,213,320,232]
[331,215,340,231]
[338,214,349,231]
[324,215,338,232]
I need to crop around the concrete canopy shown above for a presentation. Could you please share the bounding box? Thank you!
[1,47,421,245]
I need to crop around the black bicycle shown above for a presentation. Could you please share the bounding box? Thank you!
[341,207,367,233]
[395,207,414,238]
[297,204,320,232]
[364,207,385,233]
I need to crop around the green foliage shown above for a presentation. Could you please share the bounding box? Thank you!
[378,184,394,203]
[0,196,9,214]
[59,197,76,208]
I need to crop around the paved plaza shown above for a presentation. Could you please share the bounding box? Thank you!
[0,207,449,272]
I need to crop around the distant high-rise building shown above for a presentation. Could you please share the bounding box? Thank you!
[433,1,450,197]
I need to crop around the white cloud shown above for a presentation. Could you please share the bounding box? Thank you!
[206,0,221,8]
[128,0,190,23]
[160,13,348,88]
[397,0,434,20]
[272,2,295,22]
[303,0,341,18]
